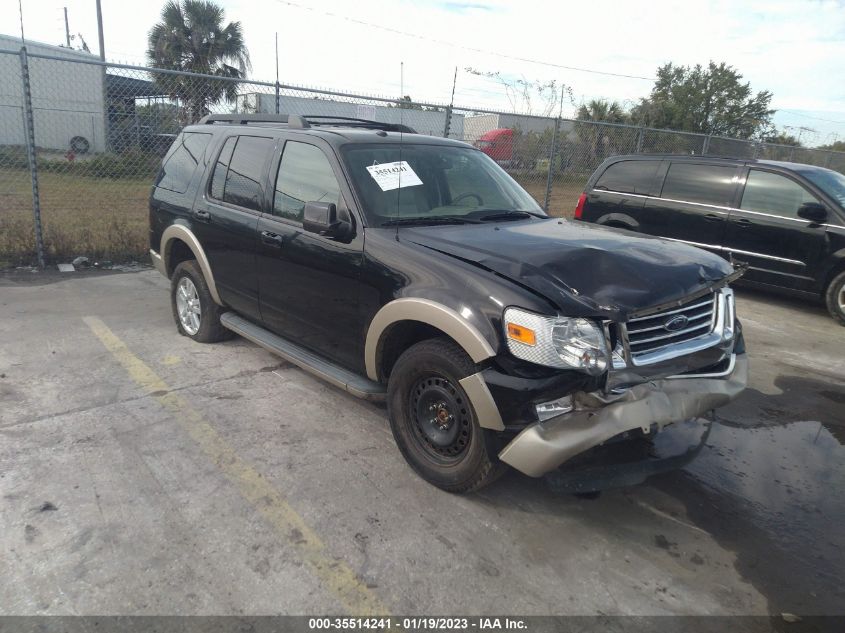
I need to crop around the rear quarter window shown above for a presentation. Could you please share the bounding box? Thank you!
[594,160,660,195]
[155,132,211,194]
[661,162,737,206]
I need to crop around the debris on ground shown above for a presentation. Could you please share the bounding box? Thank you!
[57,263,75,272]
[71,256,90,268]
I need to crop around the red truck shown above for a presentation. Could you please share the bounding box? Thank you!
[475,128,514,164]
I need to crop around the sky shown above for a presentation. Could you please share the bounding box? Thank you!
[10,0,845,146]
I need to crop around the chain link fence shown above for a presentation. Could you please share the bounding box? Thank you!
[2,45,844,268]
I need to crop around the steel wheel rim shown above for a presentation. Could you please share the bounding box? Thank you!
[176,277,201,335]
[839,286,845,312]
[408,374,472,464]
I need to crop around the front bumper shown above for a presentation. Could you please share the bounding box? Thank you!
[497,353,747,477]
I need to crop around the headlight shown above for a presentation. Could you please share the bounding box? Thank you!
[503,307,609,375]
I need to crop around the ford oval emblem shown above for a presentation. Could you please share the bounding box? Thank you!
[664,314,689,332]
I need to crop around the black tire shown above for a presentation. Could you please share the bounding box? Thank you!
[170,260,232,343]
[386,337,507,493]
[70,136,90,154]
[824,270,845,326]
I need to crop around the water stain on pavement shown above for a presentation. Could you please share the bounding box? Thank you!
[656,414,845,614]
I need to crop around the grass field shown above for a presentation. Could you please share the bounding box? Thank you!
[0,169,151,267]
[520,175,587,217]
[0,167,587,267]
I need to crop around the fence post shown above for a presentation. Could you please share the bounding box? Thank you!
[442,105,452,138]
[18,47,45,269]
[275,81,281,114]
[702,134,711,155]
[543,117,561,212]
[825,152,833,168]
[636,126,644,153]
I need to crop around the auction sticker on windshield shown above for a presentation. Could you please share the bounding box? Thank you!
[366,161,423,191]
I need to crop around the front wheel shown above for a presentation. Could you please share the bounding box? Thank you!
[386,338,506,493]
[825,271,845,325]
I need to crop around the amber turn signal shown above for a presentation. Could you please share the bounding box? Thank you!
[506,322,536,346]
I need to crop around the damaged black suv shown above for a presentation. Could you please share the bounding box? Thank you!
[149,114,747,493]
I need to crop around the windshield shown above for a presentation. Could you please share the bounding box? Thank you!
[801,168,845,208]
[342,144,545,226]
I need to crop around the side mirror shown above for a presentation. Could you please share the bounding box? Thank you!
[302,201,349,238]
[797,202,828,223]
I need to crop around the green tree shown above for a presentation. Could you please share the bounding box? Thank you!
[762,131,803,147]
[576,99,627,124]
[147,0,250,122]
[819,140,845,152]
[389,95,441,112]
[575,99,631,164]
[630,61,773,139]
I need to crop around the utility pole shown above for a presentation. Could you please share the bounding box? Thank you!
[95,0,108,151]
[18,0,25,43]
[64,7,71,47]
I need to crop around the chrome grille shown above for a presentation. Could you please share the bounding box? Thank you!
[626,293,717,358]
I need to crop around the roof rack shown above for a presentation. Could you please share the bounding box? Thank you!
[199,113,311,128]
[302,116,417,134]
[197,113,417,134]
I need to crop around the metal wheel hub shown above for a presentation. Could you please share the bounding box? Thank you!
[838,286,845,312]
[410,375,471,459]
[176,277,201,335]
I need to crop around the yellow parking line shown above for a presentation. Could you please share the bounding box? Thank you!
[82,316,388,616]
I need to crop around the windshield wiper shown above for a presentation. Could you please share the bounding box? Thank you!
[380,215,481,227]
[477,210,545,222]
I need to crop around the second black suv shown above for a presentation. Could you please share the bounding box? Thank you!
[149,116,746,493]
[574,154,845,324]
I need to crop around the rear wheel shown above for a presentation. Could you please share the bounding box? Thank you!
[170,260,232,342]
[386,338,506,493]
[825,271,845,325]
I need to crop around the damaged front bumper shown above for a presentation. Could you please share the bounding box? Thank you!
[497,353,747,477]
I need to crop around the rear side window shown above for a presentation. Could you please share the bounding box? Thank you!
[594,160,659,194]
[155,132,211,193]
[740,170,818,218]
[209,135,274,211]
[273,141,341,222]
[661,163,737,206]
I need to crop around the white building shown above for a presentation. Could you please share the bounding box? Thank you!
[0,35,106,153]
[237,92,464,140]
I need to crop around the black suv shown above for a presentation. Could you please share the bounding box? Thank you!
[574,154,845,324]
[149,115,747,492]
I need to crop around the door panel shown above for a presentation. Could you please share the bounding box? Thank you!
[257,139,366,372]
[585,159,662,225]
[725,168,825,291]
[193,134,274,320]
[639,162,740,255]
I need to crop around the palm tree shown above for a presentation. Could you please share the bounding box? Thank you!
[147,0,250,122]
[575,100,629,163]
[576,99,627,124]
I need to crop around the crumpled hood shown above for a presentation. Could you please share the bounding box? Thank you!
[402,219,736,319]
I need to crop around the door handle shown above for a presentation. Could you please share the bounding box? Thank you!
[193,210,211,223]
[704,213,723,222]
[734,218,753,228]
[261,230,284,247]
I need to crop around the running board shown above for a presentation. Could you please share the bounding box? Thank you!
[220,313,386,401]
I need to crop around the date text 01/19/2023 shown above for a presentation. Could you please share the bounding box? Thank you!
[307,618,528,630]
